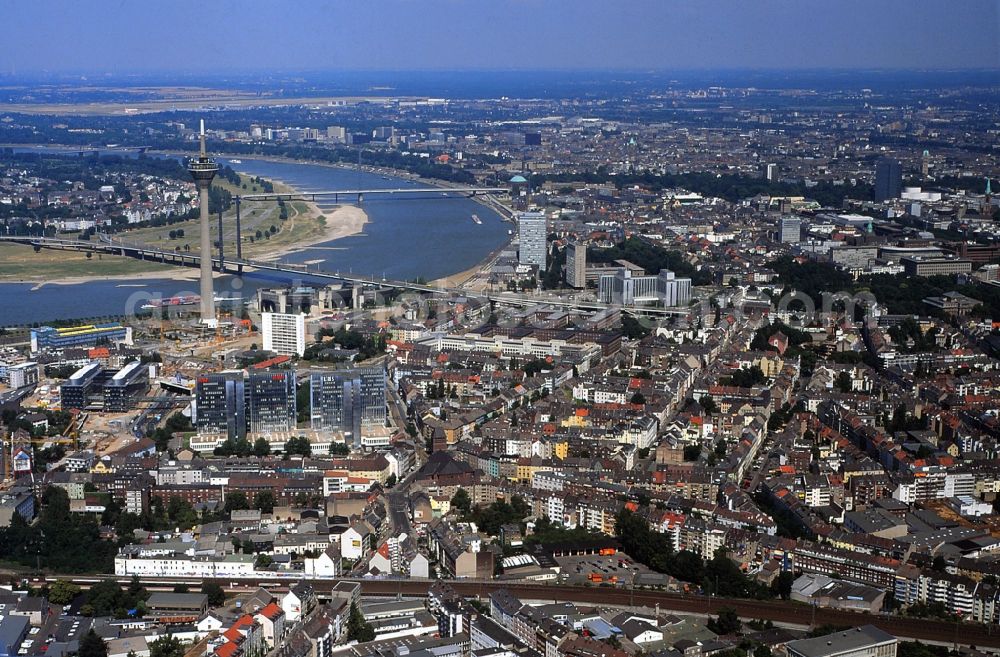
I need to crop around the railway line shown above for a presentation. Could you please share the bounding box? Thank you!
[26,575,999,648]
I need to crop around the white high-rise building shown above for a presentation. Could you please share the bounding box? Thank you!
[517,212,547,269]
[766,163,778,181]
[779,216,801,244]
[657,270,692,307]
[262,312,307,357]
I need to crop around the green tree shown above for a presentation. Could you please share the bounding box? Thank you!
[772,570,796,600]
[254,491,275,514]
[707,607,741,635]
[84,579,124,617]
[149,635,184,657]
[79,630,108,657]
[347,601,376,642]
[451,488,472,514]
[253,437,271,457]
[622,314,651,339]
[255,554,274,569]
[202,582,226,607]
[700,395,718,416]
[329,442,350,455]
[224,491,250,514]
[285,436,312,456]
[48,579,81,605]
[630,391,646,405]
[386,473,398,488]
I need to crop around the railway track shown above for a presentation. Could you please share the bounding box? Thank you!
[24,575,1000,648]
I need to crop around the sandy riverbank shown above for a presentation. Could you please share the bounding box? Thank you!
[24,202,370,283]
[28,268,200,288]
[430,262,483,288]
[263,203,369,259]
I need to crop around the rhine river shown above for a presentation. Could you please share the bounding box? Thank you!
[0,154,511,326]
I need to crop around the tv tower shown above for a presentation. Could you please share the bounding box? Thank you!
[188,120,219,326]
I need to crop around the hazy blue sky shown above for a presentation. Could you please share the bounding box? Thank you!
[4,0,999,74]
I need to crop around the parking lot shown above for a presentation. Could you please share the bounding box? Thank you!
[556,553,652,585]
[11,602,94,657]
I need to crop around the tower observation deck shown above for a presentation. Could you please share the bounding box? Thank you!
[188,120,219,326]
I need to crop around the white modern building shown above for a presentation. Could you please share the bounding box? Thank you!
[779,216,801,244]
[657,270,692,307]
[7,362,39,389]
[599,269,691,307]
[261,312,307,357]
[517,212,547,269]
[115,552,255,578]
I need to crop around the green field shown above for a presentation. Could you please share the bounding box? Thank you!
[0,243,177,280]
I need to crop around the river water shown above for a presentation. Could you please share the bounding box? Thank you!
[0,153,511,326]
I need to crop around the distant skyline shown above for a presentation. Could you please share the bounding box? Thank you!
[3,0,999,75]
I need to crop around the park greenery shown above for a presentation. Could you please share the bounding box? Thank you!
[305,327,387,362]
[530,168,873,207]
[615,509,793,600]
[149,412,194,451]
[0,486,117,573]
[770,256,1000,318]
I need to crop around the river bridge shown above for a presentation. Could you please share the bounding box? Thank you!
[0,233,692,317]
[1,183,692,317]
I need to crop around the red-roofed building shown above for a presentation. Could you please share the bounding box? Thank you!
[254,602,286,648]
[251,355,291,370]
[216,614,263,657]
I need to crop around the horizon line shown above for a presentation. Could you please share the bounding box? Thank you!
[3,66,1000,78]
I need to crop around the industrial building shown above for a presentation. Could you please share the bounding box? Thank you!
[829,245,879,271]
[779,216,801,244]
[5,362,39,389]
[785,625,896,657]
[0,492,34,528]
[901,256,973,277]
[59,362,104,410]
[30,323,132,353]
[0,615,30,657]
[875,157,902,202]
